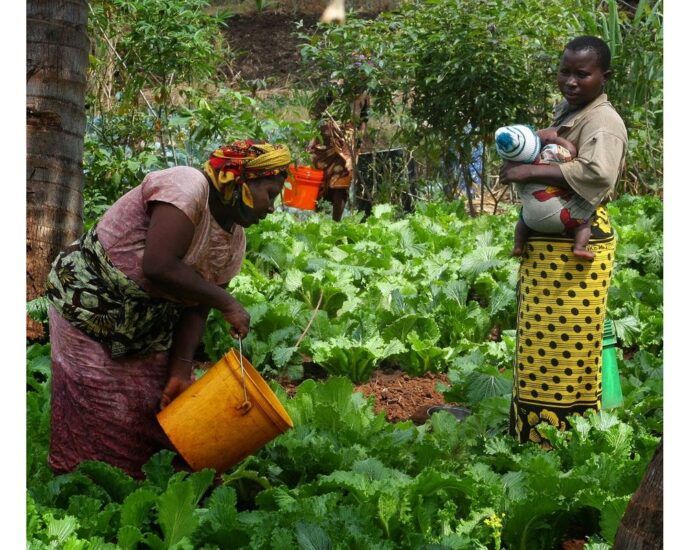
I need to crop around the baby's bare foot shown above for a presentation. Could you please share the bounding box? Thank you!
[512,245,525,257]
[573,247,595,261]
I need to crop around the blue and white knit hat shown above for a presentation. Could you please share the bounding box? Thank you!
[495,124,541,163]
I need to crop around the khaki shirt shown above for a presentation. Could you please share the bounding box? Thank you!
[554,94,628,206]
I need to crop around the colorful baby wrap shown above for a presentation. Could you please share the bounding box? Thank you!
[517,144,595,233]
[510,206,616,445]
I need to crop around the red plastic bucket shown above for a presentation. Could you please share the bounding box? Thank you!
[283,165,324,210]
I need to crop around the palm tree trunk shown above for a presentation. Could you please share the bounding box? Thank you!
[26,0,89,338]
[613,440,663,549]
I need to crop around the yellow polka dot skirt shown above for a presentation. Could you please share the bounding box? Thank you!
[510,206,616,445]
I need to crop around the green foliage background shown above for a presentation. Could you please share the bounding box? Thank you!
[300,0,662,202]
[81,0,662,221]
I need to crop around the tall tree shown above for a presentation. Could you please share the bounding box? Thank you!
[613,440,663,549]
[26,0,89,338]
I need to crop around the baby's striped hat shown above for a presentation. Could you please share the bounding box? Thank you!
[495,125,541,163]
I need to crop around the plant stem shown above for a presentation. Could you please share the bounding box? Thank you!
[295,289,324,349]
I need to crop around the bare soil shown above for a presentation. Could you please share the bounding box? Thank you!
[562,540,586,550]
[354,370,456,423]
[222,12,321,85]
[280,367,457,424]
[221,9,385,86]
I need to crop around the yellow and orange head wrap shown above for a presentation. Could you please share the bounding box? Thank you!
[203,140,292,206]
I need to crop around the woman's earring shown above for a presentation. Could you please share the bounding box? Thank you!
[232,184,241,206]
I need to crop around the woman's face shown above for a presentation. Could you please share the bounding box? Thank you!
[232,174,286,227]
[557,48,610,108]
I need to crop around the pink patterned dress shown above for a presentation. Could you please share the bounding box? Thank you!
[48,166,245,478]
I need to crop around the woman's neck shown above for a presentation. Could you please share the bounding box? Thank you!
[205,175,237,233]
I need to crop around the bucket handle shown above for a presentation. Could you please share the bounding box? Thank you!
[235,338,253,415]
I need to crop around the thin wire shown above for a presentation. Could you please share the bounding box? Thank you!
[238,338,249,405]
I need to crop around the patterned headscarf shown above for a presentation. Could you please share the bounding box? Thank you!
[203,140,292,206]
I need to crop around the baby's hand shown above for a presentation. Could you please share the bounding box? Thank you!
[537,127,559,144]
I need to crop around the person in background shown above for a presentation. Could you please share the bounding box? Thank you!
[499,36,627,446]
[45,140,291,478]
[320,0,346,24]
[308,86,370,221]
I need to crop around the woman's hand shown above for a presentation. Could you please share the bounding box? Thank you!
[500,161,572,190]
[499,161,531,185]
[220,298,251,339]
[159,373,193,410]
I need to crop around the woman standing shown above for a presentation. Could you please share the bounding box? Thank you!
[500,36,627,444]
[45,140,291,477]
[308,87,370,221]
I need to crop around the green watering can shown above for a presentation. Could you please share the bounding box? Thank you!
[601,318,624,409]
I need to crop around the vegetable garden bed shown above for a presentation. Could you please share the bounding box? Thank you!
[27,195,663,549]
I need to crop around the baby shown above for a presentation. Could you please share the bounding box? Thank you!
[495,124,595,260]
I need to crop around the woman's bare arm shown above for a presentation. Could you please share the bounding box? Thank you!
[499,161,573,190]
[159,305,209,409]
[142,201,249,338]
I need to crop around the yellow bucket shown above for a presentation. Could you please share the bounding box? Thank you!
[157,348,294,473]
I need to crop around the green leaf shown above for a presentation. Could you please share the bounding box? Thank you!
[205,485,238,528]
[66,494,102,533]
[383,313,440,344]
[120,488,158,529]
[27,495,42,540]
[443,280,469,304]
[502,470,528,502]
[611,316,641,346]
[27,296,50,322]
[273,345,298,368]
[142,531,166,550]
[459,246,504,277]
[604,423,634,457]
[599,496,631,544]
[77,460,138,503]
[187,469,215,504]
[464,366,512,405]
[590,410,621,432]
[46,514,79,545]
[142,450,176,490]
[117,525,143,550]
[295,521,333,550]
[158,480,199,546]
[27,346,52,380]
[284,268,304,291]
[378,491,399,537]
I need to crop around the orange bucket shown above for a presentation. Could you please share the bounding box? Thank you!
[282,165,324,210]
[157,348,293,473]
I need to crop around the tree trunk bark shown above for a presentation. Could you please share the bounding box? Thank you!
[612,440,663,550]
[26,0,89,338]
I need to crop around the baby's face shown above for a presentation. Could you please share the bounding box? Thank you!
[540,144,572,164]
